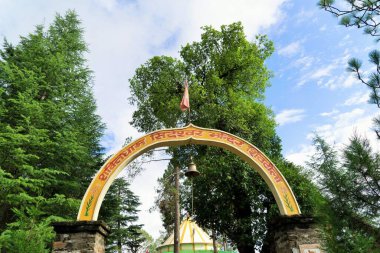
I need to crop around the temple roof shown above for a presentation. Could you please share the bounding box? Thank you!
[158,217,213,248]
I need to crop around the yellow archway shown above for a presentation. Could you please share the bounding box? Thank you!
[77,124,301,221]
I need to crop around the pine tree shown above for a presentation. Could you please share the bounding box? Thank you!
[99,178,145,253]
[309,135,380,251]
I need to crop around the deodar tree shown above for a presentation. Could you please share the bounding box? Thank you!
[309,135,380,251]
[0,11,104,252]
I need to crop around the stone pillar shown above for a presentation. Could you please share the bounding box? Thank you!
[52,221,110,253]
[262,215,324,253]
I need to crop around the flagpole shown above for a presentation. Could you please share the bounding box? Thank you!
[187,79,191,124]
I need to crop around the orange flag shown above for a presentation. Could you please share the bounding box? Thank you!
[180,80,190,111]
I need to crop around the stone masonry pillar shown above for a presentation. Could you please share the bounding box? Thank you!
[262,215,324,253]
[52,221,110,253]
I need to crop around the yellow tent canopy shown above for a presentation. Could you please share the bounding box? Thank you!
[156,217,214,253]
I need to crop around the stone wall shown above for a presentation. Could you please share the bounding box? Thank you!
[262,215,324,253]
[52,221,110,253]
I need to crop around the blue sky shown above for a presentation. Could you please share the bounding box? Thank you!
[265,1,378,162]
[1,0,378,238]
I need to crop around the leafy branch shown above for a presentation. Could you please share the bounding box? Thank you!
[319,0,380,39]
[347,51,380,138]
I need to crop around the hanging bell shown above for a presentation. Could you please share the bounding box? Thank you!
[185,157,200,178]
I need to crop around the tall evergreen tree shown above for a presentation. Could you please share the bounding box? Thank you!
[309,135,380,251]
[0,10,104,251]
[99,178,145,253]
[154,164,177,233]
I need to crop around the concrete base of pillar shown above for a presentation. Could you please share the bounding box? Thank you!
[262,215,324,253]
[52,221,110,253]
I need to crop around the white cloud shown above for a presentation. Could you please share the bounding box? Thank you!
[297,63,336,87]
[285,144,315,166]
[343,75,358,87]
[311,108,378,149]
[306,109,367,143]
[295,9,315,24]
[334,108,366,128]
[297,79,307,87]
[290,107,378,166]
[278,40,302,57]
[320,74,359,89]
[338,34,351,47]
[294,56,315,70]
[310,64,335,79]
[342,91,369,106]
[296,52,352,88]
[276,109,306,126]
[320,109,339,117]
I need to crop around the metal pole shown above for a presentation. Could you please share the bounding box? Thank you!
[191,178,194,215]
[174,166,180,253]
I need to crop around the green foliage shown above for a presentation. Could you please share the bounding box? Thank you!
[309,135,380,251]
[347,50,380,130]
[187,149,273,252]
[130,22,320,253]
[347,58,362,72]
[99,177,145,253]
[0,206,62,253]
[155,164,177,233]
[311,135,380,222]
[347,50,380,112]
[319,0,380,39]
[0,10,104,250]
[139,229,163,253]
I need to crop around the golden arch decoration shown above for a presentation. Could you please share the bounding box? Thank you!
[77,124,301,221]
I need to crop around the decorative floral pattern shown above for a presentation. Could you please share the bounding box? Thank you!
[84,195,94,216]
[283,192,294,213]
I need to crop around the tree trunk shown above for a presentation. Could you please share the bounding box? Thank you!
[117,236,122,253]
[0,205,11,230]
[231,184,256,253]
[212,229,218,253]
[237,244,256,253]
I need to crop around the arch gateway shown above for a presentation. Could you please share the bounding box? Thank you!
[77,124,301,221]
[53,124,324,253]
